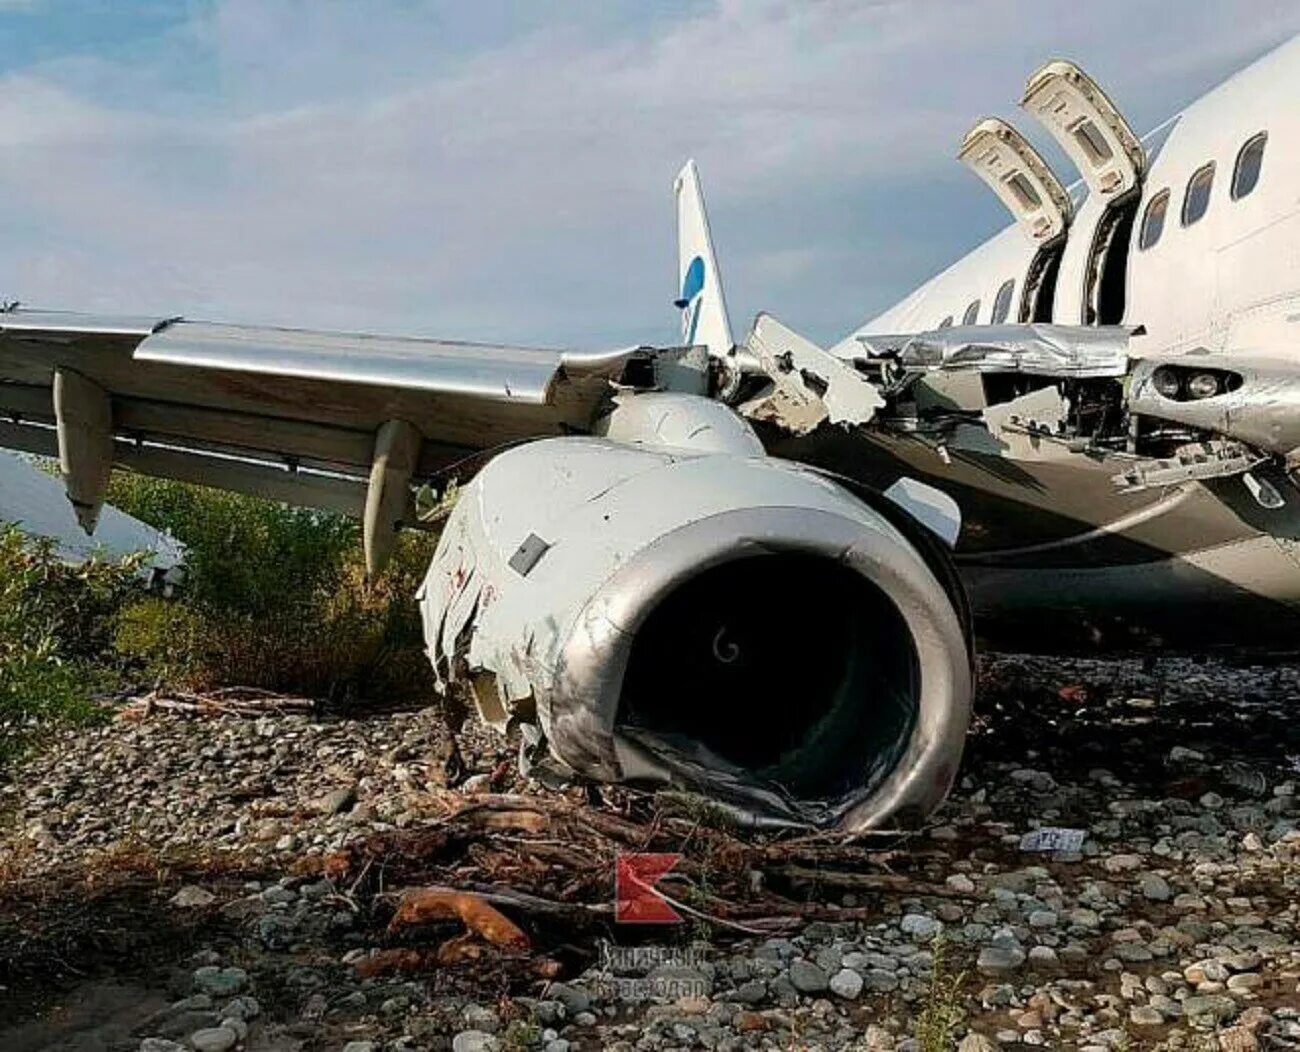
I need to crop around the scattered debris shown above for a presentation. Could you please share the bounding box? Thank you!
[1017,827,1086,853]
[387,887,531,952]
[4,652,1300,1050]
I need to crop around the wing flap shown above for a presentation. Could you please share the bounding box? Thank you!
[0,308,685,570]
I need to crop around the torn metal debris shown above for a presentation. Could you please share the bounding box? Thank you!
[854,323,1133,393]
[738,313,883,434]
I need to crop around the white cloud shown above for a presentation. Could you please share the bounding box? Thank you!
[1,1,1298,345]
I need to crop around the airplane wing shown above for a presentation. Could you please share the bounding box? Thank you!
[0,307,701,570]
[0,448,185,586]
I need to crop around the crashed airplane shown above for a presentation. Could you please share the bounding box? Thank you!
[2,37,1299,832]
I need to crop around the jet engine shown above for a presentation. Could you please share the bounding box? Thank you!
[420,394,972,832]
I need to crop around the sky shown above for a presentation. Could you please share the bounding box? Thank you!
[1,1,1299,349]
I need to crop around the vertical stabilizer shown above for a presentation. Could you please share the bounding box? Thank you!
[673,160,734,359]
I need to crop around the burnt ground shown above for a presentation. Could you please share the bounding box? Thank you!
[1,654,1299,1051]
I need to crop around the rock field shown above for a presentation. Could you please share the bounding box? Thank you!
[2,652,1300,1051]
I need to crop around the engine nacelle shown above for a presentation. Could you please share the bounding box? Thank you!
[419,398,971,832]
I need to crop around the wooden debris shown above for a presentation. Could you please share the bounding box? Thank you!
[354,947,427,978]
[115,687,316,720]
[296,782,953,960]
[389,887,531,952]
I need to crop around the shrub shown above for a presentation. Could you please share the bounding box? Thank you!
[0,527,139,761]
[1,474,440,769]
[106,473,439,705]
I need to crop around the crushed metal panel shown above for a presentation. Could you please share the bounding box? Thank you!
[418,436,972,831]
[1111,440,1266,493]
[856,323,1132,384]
[1130,354,1300,459]
[739,312,883,434]
[598,391,765,456]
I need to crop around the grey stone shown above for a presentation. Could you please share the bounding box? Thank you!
[192,967,248,999]
[256,913,296,949]
[900,913,941,940]
[828,968,863,1000]
[463,1004,500,1032]
[864,969,900,993]
[787,959,828,994]
[452,1031,499,1052]
[220,996,260,1021]
[318,784,357,815]
[169,885,216,908]
[545,983,591,1015]
[1129,1006,1163,1026]
[977,945,1026,975]
[957,1035,999,1052]
[139,1042,186,1052]
[189,1028,238,1052]
[260,885,295,905]
[1139,872,1173,901]
[1183,994,1238,1028]
[1185,959,1230,984]
[1027,946,1058,967]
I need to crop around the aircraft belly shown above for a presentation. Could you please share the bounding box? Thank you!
[965,536,1300,652]
[769,425,1253,560]
[762,423,1300,651]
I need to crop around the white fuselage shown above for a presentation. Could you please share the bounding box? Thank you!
[837,34,1300,368]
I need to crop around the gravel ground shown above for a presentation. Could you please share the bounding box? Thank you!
[2,653,1300,1051]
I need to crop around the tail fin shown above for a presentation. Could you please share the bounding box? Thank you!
[673,160,734,359]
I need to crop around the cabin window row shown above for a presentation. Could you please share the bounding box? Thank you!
[1139,131,1267,251]
[936,277,1016,329]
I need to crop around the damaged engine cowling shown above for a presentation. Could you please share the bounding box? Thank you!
[419,394,972,832]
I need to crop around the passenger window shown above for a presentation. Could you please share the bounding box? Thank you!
[1074,119,1113,165]
[1181,163,1214,226]
[991,279,1015,324]
[962,300,980,325]
[1006,173,1042,210]
[1231,132,1267,200]
[1139,190,1169,249]
[937,315,953,329]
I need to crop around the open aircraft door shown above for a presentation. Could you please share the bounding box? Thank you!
[959,118,1072,245]
[959,118,1073,323]
[1022,61,1147,325]
[1021,60,1146,200]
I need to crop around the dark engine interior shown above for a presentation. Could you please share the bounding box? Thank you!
[618,553,920,807]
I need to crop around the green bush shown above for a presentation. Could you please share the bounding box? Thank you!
[0,527,139,760]
[106,473,439,705]
[1,474,439,769]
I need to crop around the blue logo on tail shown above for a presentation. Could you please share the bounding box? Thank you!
[674,255,706,345]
